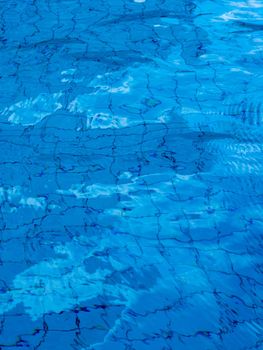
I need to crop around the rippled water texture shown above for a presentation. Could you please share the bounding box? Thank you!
[0,0,263,349]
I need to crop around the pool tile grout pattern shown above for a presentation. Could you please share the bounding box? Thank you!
[0,0,262,349]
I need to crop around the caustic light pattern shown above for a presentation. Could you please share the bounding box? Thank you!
[0,0,262,349]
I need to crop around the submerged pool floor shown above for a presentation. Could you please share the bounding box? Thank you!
[0,0,262,349]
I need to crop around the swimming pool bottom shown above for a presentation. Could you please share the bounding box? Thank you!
[0,0,262,349]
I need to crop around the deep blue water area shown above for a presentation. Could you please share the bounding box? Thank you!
[0,0,263,349]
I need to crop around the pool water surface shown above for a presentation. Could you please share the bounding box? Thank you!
[0,0,262,349]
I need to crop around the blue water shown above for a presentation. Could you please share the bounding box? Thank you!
[0,0,263,349]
